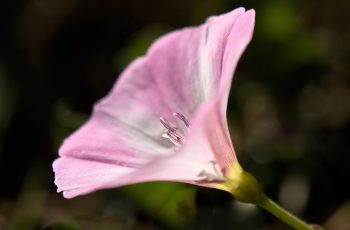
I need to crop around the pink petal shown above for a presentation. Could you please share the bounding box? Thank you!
[53,157,134,198]
[54,97,233,198]
[59,58,173,162]
[54,8,256,198]
[146,7,246,115]
[220,9,255,113]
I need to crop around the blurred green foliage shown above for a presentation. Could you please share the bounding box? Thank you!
[45,219,80,230]
[121,182,196,228]
[259,0,300,41]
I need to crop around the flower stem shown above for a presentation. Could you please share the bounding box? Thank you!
[219,166,323,229]
[257,195,322,230]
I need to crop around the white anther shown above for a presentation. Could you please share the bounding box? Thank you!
[197,161,226,182]
[209,160,222,176]
[197,170,226,182]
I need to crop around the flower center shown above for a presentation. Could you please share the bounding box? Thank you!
[159,112,189,147]
[160,113,226,183]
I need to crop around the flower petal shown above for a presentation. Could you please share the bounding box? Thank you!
[53,157,134,198]
[54,8,256,198]
[54,97,234,198]
[218,9,256,149]
[146,7,246,116]
[220,9,255,114]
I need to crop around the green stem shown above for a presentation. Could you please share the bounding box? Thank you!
[258,195,320,230]
[223,168,323,230]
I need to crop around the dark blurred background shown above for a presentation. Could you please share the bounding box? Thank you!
[1,0,349,229]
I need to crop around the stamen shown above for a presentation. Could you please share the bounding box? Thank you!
[209,160,221,176]
[162,130,184,146]
[197,170,226,182]
[160,112,190,147]
[173,112,190,127]
[160,117,177,132]
[197,161,227,182]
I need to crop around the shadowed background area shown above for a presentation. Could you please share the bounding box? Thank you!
[1,0,350,229]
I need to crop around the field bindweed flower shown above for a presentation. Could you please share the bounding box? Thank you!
[53,7,256,199]
[53,8,324,229]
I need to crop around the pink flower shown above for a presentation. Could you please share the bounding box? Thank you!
[53,7,255,199]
